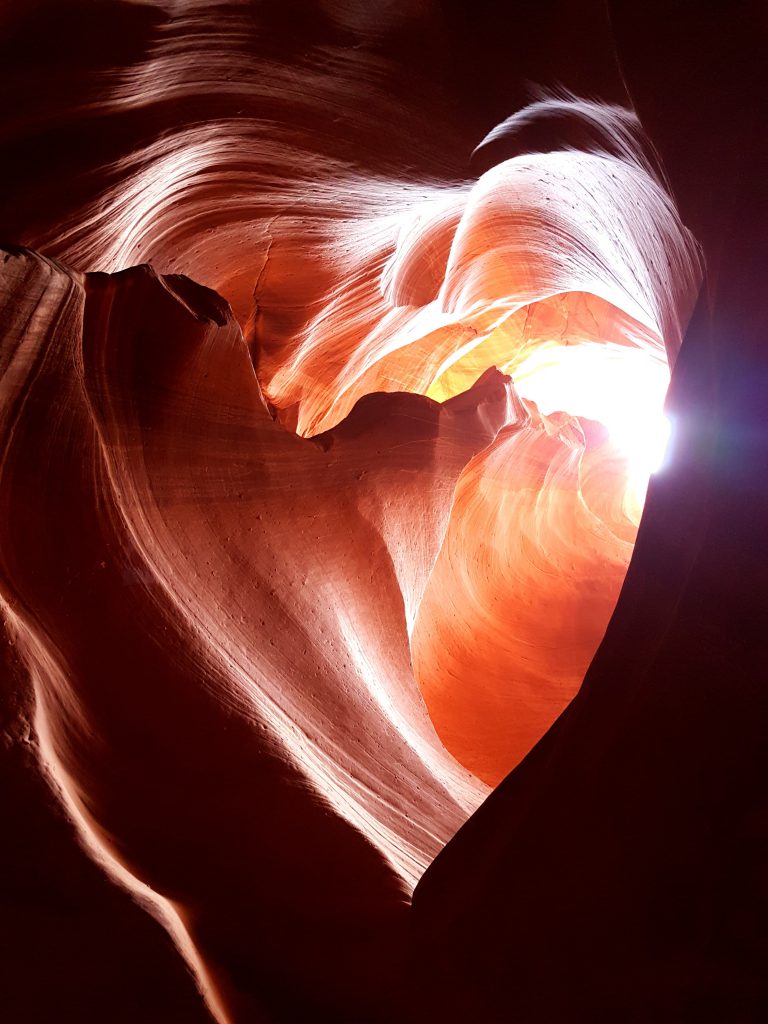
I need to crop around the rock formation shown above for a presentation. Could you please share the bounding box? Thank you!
[0,2,764,1021]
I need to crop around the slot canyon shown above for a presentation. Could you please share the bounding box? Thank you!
[0,2,765,1022]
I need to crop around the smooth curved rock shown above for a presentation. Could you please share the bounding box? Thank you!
[0,247,512,1021]
[1,2,764,1022]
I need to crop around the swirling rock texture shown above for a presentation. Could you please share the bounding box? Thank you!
[0,2,765,1022]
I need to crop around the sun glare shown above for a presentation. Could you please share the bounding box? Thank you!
[509,341,671,519]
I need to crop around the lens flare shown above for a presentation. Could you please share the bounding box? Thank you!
[510,340,671,520]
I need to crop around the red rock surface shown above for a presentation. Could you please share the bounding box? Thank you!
[1,248,517,1020]
[0,2,765,1022]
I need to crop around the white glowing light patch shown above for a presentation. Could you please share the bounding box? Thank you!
[509,341,671,516]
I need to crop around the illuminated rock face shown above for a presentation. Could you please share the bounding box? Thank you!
[0,248,516,1021]
[412,410,634,785]
[240,105,700,786]
[1,2,765,1023]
